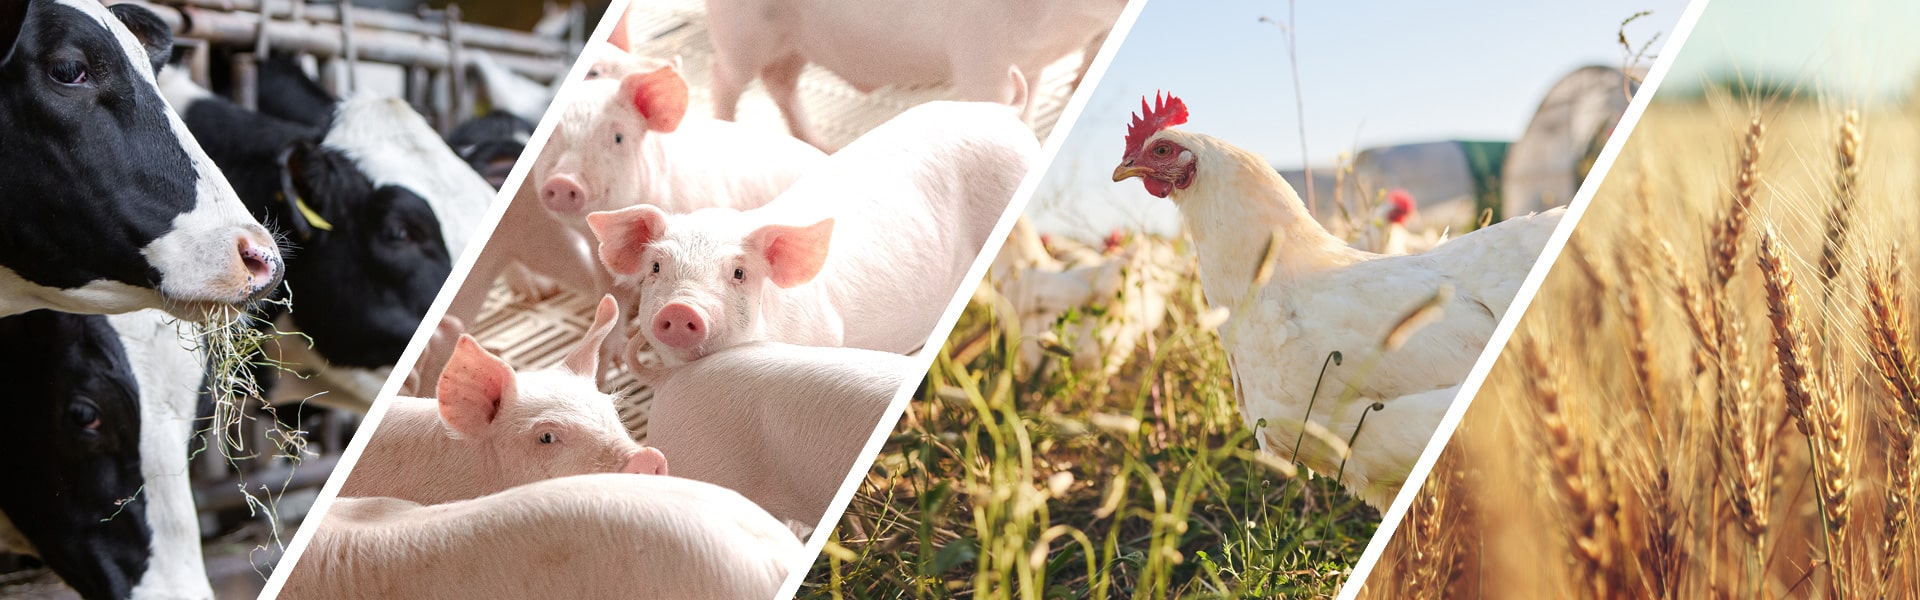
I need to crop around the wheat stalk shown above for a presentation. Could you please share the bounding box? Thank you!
[1819,109,1862,292]
[1709,116,1765,286]
[1759,229,1852,594]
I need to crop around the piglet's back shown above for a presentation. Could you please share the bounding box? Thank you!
[286,473,799,600]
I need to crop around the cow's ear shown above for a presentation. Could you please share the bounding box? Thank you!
[274,140,328,241]
[107,3,171,76]
[0,0,28,67]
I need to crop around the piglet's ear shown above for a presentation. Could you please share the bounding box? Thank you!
[560,295,619,379]
[748,218,834,288]
[587,205,670,275]
[437,335,518,437]
[619,65,688,133]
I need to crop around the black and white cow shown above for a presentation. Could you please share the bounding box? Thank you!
[250,55,495,260]
[162,74,453,372]
[252,52,336,130]
[165,66,496,408]
[0,309,210,600]
[446,110,535,189]
[0,0,283,319]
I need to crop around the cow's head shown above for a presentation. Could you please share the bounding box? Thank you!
[0,310,151,600]
[272,138,453,367]
[0,0,284,320]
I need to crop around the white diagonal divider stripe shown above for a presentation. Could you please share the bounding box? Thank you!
[765,1,1154,597]
[1332,0,1715,597]
[255,1,639,596]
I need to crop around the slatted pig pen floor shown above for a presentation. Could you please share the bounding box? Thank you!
[469,283,657,439]
[469,1,1094,440]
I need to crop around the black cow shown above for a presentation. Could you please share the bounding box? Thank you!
[256,54,527,191]
[252,52,336,130]
[447,110,535,189]
[0,0,283,319]
[0,310,211,600]
[164,76,452,368]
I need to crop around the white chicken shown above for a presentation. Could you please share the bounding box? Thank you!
[985,217,1182,378]
[1112,93,1562,508]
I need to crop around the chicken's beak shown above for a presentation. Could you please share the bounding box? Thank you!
[1112,163,1149,182]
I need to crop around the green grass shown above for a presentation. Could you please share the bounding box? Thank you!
[801,245,1377,599]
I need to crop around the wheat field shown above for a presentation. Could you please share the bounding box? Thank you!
[1358,95,1920,598]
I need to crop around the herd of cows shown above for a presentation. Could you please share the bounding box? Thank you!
[0,0,1122,596]
[0,0,526,596]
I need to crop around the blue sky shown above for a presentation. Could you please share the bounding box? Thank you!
[1032,0,1692,236]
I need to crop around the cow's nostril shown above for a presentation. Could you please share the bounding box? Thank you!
[237,235,280,285]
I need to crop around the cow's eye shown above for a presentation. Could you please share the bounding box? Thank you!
[732,268,745,281]
[651,261,660,274]
[538,432,556,444]
[68,401,101,431]
[49,60,88,85]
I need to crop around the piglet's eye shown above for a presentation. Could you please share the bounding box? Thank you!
[651,261,660,274]
[614,133,624,144]
[733,268,745,281]
[539,432,556,444]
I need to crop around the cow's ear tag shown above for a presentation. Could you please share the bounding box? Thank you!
[293,196,334,232]
[274,142,331,240]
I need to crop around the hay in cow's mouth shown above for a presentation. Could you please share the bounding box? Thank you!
[183,286,315,557]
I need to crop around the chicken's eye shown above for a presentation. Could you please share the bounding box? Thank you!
[1154,144,1169,156]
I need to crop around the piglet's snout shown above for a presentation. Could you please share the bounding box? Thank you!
[539,174,588,215]
[623,447,669,476]
[651,302,708,349]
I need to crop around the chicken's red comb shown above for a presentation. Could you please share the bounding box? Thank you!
[1387,189,1415,209]
[1123,91,1189,159]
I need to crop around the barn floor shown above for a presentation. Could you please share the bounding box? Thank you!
[468,1,1093,439]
